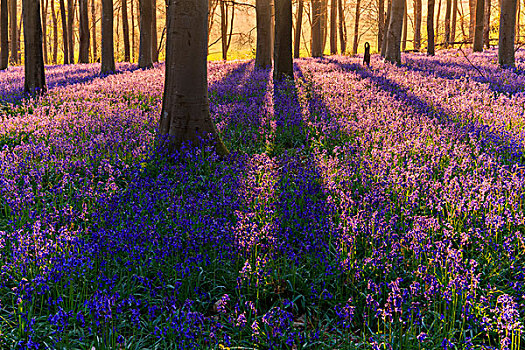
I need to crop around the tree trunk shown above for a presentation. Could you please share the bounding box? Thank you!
[0,0,8,69]
[311,0,322,56]
[499,0,517,66]
[52,0,57,63]
[131,0,135,61]
[220,0,227,59]
[445,0,451,44]
[274,0,293,79]
[427,0,435,54]
[414,0,421,49]
[469,0,475,40]
[78,0,89,62]
[473,0,484,51]
[256,0,273,67]
[381,0,391,56]
[139,0,153,67]
[330,0,337,54]
[67,0,73,62]
[59,0,68,63]
[321,0,328,50]
[151,0,157,61]
[23,0,46,93]
[385,0,404,63]
[9,0,17,64]
[436,0,441,41]
[483,0,490,47]
[516,0,520,42]
[101,0,115,72]
[338,0,346,53]
[401,0,407,50]
[378,0,384,52]
[352,0,360,54]
[294,0,303,57]
[451,0,457,45]
[41,0,48,64]
[121,0,130,61]
[158,0,228,156]
[91,0,96,61]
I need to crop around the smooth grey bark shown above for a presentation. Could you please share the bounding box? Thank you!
[0,0,7,69]
[158,0,228,156]
[378,0,384,52]
[59,0,68,63]
[352,0,361,55]
[330,0,337,54]
[499,0,518,66]
[101,0,115,72]
[311,0,323,56]
[79,0,89,62]
[23,0,46,93]
[338,0,346,53]
[473,0,484,51]
[122,0,130,61]
[384,0,404,63]
[67,0,73,62]
[483,0,490,47]
[294,0,303,58]
[414,0,421,49]
[256,0,273,67]
[139,0,153,68]
[274,0,293,79]
[151,0,157,61]
[427,0,435,54]
[9,0,17,63]
[381,0,391,56]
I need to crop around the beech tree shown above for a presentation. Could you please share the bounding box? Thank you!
[473,0,484,51]
[451,0,457,44]
[484,0,490,47]
[152,0,158,62]
[311,0,323,56]
[0,0,7,69]
[101,0,115,72]
[41,0,48,64]
[330,0,337,54]
[52,0,58,63]
[67,0,74,62]
[255,0,273,67]
[10,0,18,64]
[445,0,452,45]
[139,0,153,68]
[338,0,346,53]
[414,0,421,50]
[384,0,404,63]
[351,0,361,55]
[158,0,228,156]
[378,0,384,51]
[91,0,97,61]
[294,0,303,58]
[274,0,293,79]
[427,0,435,55]
[499,0,518,66]
[381,0,391,56]
[23,0,46,93]
[59,0,68,63]
[122,0,131,61]
[79,0,90,63]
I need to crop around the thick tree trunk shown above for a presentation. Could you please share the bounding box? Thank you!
[294,0,303,57]
[414,0,421,49]
[445,0,451,44]
[401,0,407,50]
[79,0,89,62]
[158,0,228,156]
[352,0,360,54]
[139,0,153,67]
[473,0,484,51]
[451,0,457,45]
[427,0,435,54]
[101,0,115,72]
[9,0,17,64]
[23,0,46,93]
[499,0,517,66]
[0,0,7,69]
[274,0,293,79]
[52,0,57,63]
[67,0,73,62]
[59,0,68,63]
[41,0,48,64]
[338,0,346,53]
[330,0,337,54]
[311,0,323,56]
[256,0,273,67]
[483,0,490,47]
[517,0,520,42]
[384,0,404,63]
[151,0,157,62]
[381,0,391,56]
[122,0,130,61]
[378,0,384,51]
[469,0,475,40]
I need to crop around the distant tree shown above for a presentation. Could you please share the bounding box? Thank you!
[41,0,48,64]
[67,0,73,62]
[59,0,69,63]
[499,0,518,66]
[52,0,58,63]
[23,0,46,93]
[330,0,337,54]
[445,0,451,44]
[79,0,90,63]
[10,0,18,64]
[294,0,303,58]
[101,0,115,72]
[256,0,273,67]
[274,0,293,78]
[158,0,228,156]
[338,0,346,53]
[469,0,475,40]
[483,0,490,47]
[401,0,407,50]
[151,0,158,62]
[220,0,234,60]
[321,0,328,50]
[381,0,391,56]
[139,0,153,68]
[473,0,484,51]
[451,0,457,45]
[427,0,435,54]
[414,0,421,49]
[311,0,323,56]
[351,0,361,55]
[91,0,97,61]
[384,0,404,63]
[0,0,7,69]
[378,0,385,52]
[122,0,131,61]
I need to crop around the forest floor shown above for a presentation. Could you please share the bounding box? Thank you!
[0,48,525,349]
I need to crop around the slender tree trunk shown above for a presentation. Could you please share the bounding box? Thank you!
[9,0,17,63]
[139,0,153,67]
[414,0,421,49]
[378,0,384,51]
[59,0,68,63]
[151,0,157,61]
[330,0,337,54]
[122,0,130,61]
[451,0,457,45]
[483,0,490,47]
[41,0,48,64]
[445,0,451,44]
[294,0,303,57]
[321,0,328,50]
[67,0,74,63]
[436,0,441,41]
[516,0,520,42]
[381,0,391,56]
[220,0,227,59]
[469,0,475,40]
[338,0,346,53]
[274,0,293,79]
[158,0,228,156]
[101,0,115,72]
[401,0,407,50]
[52,0,57,63]
[459,0,467,40]
[0,0,8,69]
[385,0,404,63]
[352,0,360,54]
[256,0,273,67]
[428,0,435,54]
[79,0,89,62]
[473,0,484,51]
[499,0,517,66]
[311,0,322,56]
[131,0,135,61]
[23,0,46,93]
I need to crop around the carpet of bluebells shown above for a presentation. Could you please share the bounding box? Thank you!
[1,47,525,349]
